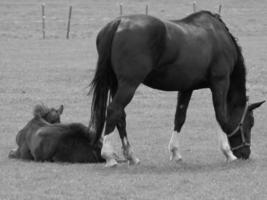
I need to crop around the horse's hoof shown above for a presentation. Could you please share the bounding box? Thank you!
[8,152,15,158]
[8,150,17,159]
[170,152,182,162]
[128,157,140,165]
[175,157,183,162]
[170,156,183,163]
[105,158,118,168]
[113,153,127,163]
[227,155,237,162]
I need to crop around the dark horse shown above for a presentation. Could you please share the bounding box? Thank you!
[89,11,265,167]
[9,104,106,163]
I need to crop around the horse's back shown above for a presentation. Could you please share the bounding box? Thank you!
[52,137,103,163]
[52,123,103,163]
[109,12,237,91]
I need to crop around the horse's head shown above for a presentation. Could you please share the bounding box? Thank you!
[45,105,64,123]
[33,104,64,123]
[228,101,265,159]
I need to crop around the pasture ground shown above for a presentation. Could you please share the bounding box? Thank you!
[0,0,266,199]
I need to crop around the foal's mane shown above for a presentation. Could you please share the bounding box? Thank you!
[33,103,50,118]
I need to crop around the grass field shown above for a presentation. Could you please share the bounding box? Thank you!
[0,0,266,199]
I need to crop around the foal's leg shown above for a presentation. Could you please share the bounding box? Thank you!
[20,144,34,160]
[210,76,237,161]
[169,91,192,162]
[9,143,33,160]
[101,82,140,167]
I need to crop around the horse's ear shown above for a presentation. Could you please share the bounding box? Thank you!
[248,101,265,111]
[58,105,64,115]
[33,104,46,118]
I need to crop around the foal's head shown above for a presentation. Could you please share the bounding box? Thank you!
[33,104,64,123]
[228,101,265,159]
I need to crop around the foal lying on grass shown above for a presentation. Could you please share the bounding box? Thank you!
[9,104,123,163]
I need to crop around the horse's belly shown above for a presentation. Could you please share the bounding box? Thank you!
[143,64,209,91]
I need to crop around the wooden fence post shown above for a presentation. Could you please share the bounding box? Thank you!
[193,1,197,13]
[66,6,72,39]
[218,2,222,15]
[41,3,45,39]
[120,4,123,16]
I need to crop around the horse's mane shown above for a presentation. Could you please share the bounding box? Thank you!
[68,123,90,137]
[33,103,50,118]
[54,123,96,147]
[55,123,91,140]
[183,11,247,106]
[210,11,247,106]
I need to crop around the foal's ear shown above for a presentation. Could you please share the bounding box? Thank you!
[58,105,64,114]
[249,101,265,111]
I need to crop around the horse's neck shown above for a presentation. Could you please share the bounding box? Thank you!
[225,81,247,132]
[33,116,50,125]
[26,117,50,136]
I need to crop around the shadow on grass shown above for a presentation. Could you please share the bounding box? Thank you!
[4,146,259,177]
[91,158,257,175]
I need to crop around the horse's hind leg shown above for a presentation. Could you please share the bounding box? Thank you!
[117,110,140,165]
[101,82,140,167]
[169,91,192,162]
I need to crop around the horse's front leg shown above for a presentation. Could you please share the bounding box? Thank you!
[169,91,192,162]
[217,129,237,162]
[211,77,237,162]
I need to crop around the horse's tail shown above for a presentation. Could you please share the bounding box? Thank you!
[88,18,121,144]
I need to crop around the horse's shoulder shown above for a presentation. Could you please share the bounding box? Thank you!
[16,129,25,146]
[176,11,220,30]
[35,124,58,137]
[181,11,213,22]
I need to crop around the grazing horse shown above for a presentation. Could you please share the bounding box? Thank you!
[9,104,111,163]
[89,11,265,167]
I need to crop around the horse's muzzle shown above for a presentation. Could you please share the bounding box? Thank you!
[233,146,251,160]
